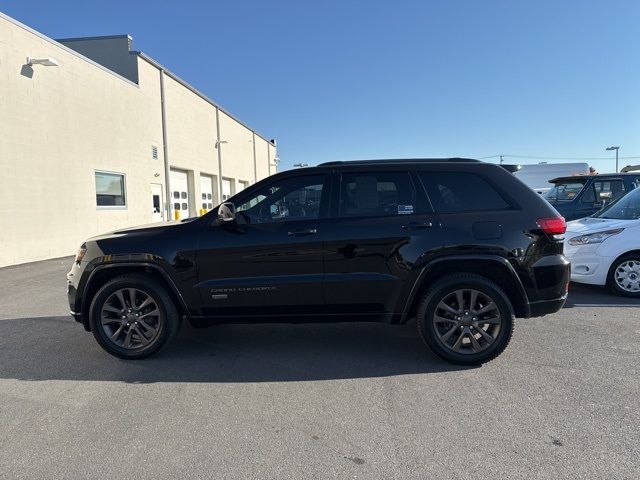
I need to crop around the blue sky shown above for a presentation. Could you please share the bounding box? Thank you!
[3,0,639,172]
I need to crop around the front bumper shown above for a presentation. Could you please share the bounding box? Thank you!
[564,243,611,286]
[67,261,89,329]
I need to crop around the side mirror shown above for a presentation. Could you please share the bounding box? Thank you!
[216,202,237,224]
[599,191,612,200]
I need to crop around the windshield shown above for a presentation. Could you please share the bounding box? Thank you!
[593,187,640,220]
[543,180,587,202]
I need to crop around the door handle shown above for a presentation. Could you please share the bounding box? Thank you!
[401,221,433,230]
[288,228,318,236]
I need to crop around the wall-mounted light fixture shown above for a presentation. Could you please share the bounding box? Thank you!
[215,140,228,149]
[27,57,59,67]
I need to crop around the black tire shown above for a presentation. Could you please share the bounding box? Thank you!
[417,273,514,365]
[606,253,640,298]
[89,274,181,359]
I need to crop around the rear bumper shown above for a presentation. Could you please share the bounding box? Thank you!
[522,254,570,318]
[527,294,567,318]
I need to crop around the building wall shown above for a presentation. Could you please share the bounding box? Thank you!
[218,110,256,193]
[58,35,139,83]
[0,14,276,267]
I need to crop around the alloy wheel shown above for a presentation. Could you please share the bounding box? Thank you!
[100,288,164,349]
[432,288,502,355]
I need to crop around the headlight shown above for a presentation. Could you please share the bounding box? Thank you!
[568,228,624,246]
[74,245,87,264]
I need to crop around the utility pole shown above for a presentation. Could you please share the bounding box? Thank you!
[499,155,504,164]
[606,146,620,173]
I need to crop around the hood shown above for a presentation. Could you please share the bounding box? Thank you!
[89,219,194,241]
[566,217,636,234]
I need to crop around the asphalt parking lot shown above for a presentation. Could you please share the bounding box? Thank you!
[0,257,638,479]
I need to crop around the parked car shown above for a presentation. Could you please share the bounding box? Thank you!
[67,158,570,365]
[565,185,640,297]
[544,173,640,221]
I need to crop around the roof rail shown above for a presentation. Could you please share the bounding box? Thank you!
[318,158,480,166]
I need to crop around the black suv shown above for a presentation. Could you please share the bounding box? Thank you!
[67,159,570,365]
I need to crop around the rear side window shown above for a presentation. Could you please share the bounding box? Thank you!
[419,171,510,213]
[340,171,414,217]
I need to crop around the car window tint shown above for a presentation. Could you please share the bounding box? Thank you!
[236,175,325,224]
[419,171,510,212]
[339,172,414,217]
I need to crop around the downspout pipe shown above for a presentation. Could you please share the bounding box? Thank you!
[159,69,172,221]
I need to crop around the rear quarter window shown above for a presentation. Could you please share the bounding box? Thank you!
[419,171,510,213]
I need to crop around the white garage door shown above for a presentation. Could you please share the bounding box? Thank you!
[222,178,233,201]
[170,169,190,220]
[200,175,214,215]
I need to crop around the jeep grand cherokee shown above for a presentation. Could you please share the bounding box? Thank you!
[67,159,570,365]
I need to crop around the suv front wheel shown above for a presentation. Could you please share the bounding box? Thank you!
[89,274,181,359]
[417,274,514,365]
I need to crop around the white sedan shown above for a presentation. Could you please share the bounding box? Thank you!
[564,186,640,297]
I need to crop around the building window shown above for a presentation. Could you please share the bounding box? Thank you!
[95,171,126,207]
[152,145,159,160]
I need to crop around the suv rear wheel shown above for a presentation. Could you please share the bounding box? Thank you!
[417,274,514,365]
[89,274,181,359]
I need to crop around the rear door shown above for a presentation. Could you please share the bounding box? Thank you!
[322,167,441,317]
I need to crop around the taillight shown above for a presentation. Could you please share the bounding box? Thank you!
[536,217,566,235]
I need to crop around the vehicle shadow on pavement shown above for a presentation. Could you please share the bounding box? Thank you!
[563,283,639,308]
[0,317,468,383]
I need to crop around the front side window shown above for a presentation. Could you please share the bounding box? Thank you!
[582,179,625,204]
[594,186,640,220]
[420,171,510,213]
[544,180,587,202]
[339,172,414,217]
[236,175,326,224]
[95,171,126,207]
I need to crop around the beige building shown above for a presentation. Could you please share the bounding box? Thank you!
[0,13,277,267]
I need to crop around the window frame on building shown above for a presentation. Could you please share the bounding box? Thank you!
[95,170,127,210]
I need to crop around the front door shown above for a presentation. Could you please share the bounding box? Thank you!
[196,173,329,317]
[150,183,163,223]
[576,178,626,218]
